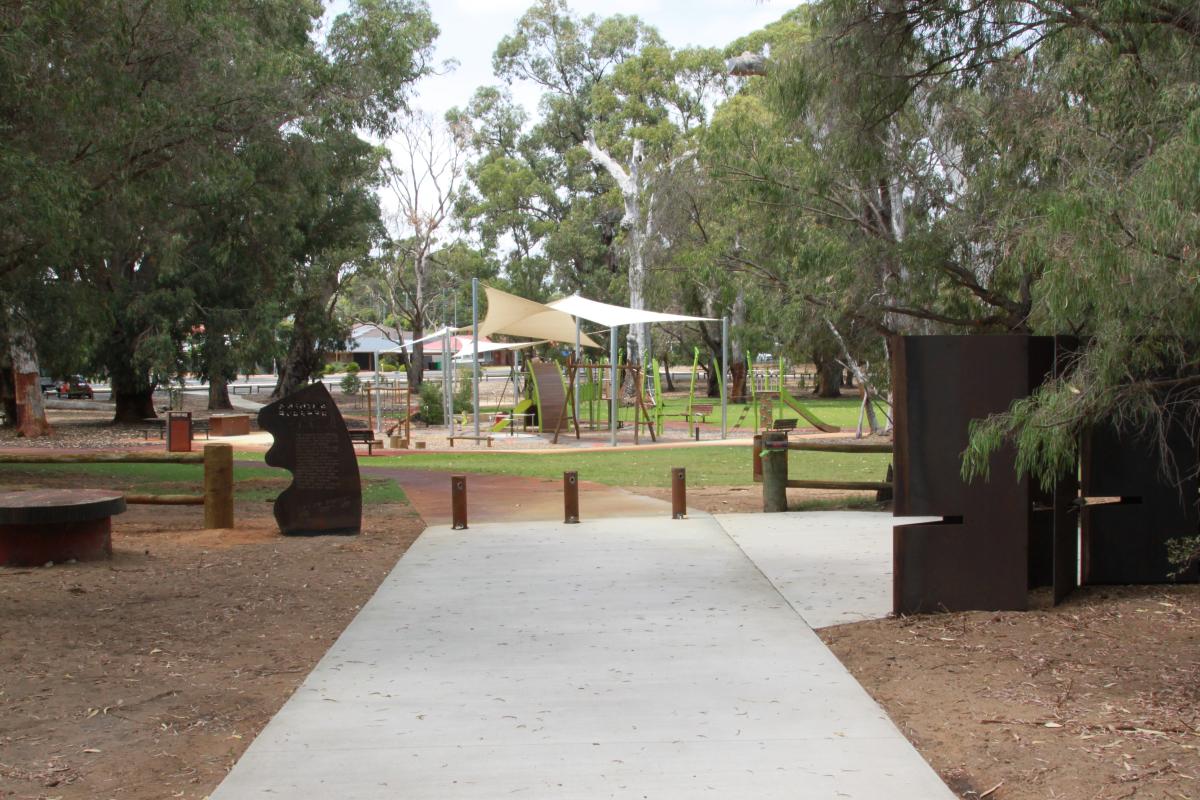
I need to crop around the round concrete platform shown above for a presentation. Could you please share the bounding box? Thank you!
[0,489,126,566]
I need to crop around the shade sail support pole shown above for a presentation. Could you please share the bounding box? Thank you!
[472,278,480,439]
[610,326,618,447]
[721,315,729,439]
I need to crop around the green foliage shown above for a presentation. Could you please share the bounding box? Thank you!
[345,362,361,375]
[340,372,362,396]
[418,380,445,425]
[0,0,438,419]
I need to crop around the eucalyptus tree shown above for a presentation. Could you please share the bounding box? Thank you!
[374,113,471,387]
[464,1,730,372]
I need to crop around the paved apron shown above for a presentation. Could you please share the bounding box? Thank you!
[211,515,954,799]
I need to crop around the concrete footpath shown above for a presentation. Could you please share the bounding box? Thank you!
[211,515,954,799]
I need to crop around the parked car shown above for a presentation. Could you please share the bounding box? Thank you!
[57,376,94,399]
[39,375,56,395]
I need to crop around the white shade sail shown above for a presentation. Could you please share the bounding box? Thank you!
[547,294,715,327]
[379,325,458,354]
[478,286,601,348]
[452,339,548,361]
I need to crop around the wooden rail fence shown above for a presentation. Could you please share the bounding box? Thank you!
[0,445,235,529]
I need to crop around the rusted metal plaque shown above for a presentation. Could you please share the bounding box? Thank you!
[892,335,1049,614]
[259,382,362,536]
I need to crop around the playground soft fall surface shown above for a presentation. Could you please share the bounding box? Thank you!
[1,407,1199,799]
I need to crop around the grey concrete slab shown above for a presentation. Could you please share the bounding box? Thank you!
[717,511,936,629]
[211,517,954,800]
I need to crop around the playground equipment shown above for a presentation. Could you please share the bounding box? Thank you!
[757,387,841,433]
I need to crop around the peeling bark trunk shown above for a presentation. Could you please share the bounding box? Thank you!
[6,310,51,436]
[728,291,747,403]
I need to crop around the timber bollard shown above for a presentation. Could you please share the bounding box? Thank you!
[203,443,234,529]
[752,434,763,482]
[451,475,468,530]
[761,431,789,513]
[671,467,687,519]
[563,471,580,524]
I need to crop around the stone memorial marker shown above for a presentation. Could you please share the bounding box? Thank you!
[259,382,361,535]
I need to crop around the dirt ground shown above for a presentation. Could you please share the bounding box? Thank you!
[0,495,423,800]
[821,585,1200,800]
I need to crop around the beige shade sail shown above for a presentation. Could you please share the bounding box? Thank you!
[478,286,601,348]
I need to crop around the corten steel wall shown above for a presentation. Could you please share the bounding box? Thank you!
[1081,420,1200,585]
[892,336,1056,614]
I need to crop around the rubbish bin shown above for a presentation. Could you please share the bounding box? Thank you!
[166,411,193,453]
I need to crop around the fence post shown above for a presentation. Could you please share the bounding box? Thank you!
[761,431,789,513]
[203,443,234,529]
[752,434,763,482]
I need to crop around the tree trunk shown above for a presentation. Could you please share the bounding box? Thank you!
[728,290,747,403]
[813,352,842,398]
[272,321,318,401]
[662,352,676,392]
[209,378,231,411]
[5,308,51,436]
[113,386,157,423]
[0,359,15,427]
[205,324,234,411]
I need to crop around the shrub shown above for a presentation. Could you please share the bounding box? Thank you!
[340,372,361,396]
[452,369,475,414]
[418,380,444,425]
[345,362,360,374]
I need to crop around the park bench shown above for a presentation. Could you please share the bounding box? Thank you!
[346,428,380,455]
[687,404,714,425]
[140,418,209,441]
[771,418,799,434]
[448,434,494,448]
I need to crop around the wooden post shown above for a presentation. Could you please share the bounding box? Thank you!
[203,443,234,529]
[761,430,789,513]
[752,434,763,482]
[563,471,580,524]
[671,467,686,519]
[365,385,374,433]
[451,475,468,530]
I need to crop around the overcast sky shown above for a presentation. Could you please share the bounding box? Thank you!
[409,0,791,120]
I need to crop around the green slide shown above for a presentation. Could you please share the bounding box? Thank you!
[491,398,534,432]
[778,386,841,433]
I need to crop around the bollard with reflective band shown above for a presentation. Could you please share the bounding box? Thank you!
[451,475,468,530]
[563,471,580,524]
[671,467,687,519]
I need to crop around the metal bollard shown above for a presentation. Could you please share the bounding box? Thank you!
[451,475,468,530]
[563,471,580,524]
[671,467,687,519]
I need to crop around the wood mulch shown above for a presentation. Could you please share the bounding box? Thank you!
[821,585,1200,800]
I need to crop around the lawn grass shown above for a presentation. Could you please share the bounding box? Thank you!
[364,446,892,489]
[572,393,888,433]
[0,463,408,505]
